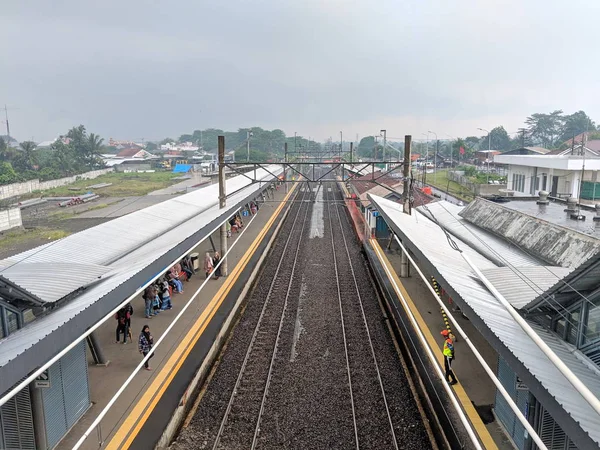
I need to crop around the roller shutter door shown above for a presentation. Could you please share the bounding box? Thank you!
[0,386,35,450]
[42,342,90,448]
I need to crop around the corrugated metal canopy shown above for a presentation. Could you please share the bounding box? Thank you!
[0,167,281,393]
[369,194,600,448]
[0,262,113,304]
[527,252,600,311]
[480,266,572,309]
[416,201,543,268]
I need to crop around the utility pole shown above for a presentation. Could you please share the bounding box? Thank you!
[4,105,10,139]
[350,142,353,163]
[218,136,228,276]
[294,132,297,154]
[400,135,412,278]
[340,131,343,158]
[381,130,387,166]
[246,130,252,163]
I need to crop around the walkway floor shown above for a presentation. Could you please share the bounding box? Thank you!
[56,186,289,450]
[381,241,516,450]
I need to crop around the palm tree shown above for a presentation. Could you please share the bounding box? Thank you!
[87,133,104,167]
[19,141,38,170]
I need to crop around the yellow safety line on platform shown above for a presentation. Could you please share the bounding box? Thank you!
[106,184,297,450]
[370,239,497,450]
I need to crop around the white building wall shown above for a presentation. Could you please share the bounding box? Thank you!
[507,165,599,198]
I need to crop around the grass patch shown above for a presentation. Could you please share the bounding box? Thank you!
[0,227,71,251]
[20,171,180,200]
[84,203,110,212]
[426,169,474,202]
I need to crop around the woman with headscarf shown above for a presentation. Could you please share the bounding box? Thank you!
[138,325,154,371]
[204,252,214,279]
[213,251,222,280]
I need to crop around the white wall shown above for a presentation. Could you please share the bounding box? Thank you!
[0,168,113,200]
[507,165,596,197]
[0,208,22,231]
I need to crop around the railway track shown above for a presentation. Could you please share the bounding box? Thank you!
[171,176,431,450]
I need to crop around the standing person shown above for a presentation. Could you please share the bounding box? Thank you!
[144,285,156,319]
[138,325,154,371]
[161,279,172,310]
[125,303,134,341]
[213,252,222,280]
[204,252,214,279]
[441,330,457,385]
[115,307,129,344]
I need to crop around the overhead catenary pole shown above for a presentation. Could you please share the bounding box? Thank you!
[219,135,228,276]
[400,135,412,277]
[284,142,288,193]
[402,135,412,215]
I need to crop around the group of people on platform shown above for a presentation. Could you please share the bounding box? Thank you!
[112,205,264,371]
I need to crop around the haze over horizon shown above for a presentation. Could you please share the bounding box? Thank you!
[1,0,598,143]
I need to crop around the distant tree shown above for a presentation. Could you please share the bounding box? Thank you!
[160,137,175,145]
[0,161,18,184]
[464,136,480,150]
[525,110,564,148]
[487,126,511,151]
[18,141,38,170]
[357,136,375,157]
[145,142,158,152]
[178,134,194,143]
[559,111,597,143]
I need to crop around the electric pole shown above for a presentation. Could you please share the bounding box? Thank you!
[4,105,11,139]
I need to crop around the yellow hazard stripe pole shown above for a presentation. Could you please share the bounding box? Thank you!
[432,276,457,341]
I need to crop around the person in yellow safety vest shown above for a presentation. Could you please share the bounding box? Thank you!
[441,329,458,385]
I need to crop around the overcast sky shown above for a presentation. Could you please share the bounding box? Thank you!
[1,0,598,144]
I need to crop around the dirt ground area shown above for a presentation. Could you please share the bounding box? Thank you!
[0,172,209,260]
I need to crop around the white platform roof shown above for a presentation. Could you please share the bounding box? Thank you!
[369,194,600,449]
[0,167,281,394]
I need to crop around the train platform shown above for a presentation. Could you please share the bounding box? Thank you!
[56,184,294,450]
[370,241,515,450]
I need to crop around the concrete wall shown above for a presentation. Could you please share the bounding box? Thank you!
[448,171,507,196]
[115,163,151,172]
[0,207,23,232]
[0,168,113,200]
[459,197,600,268]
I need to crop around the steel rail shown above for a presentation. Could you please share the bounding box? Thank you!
[212,186,310,449]
[331,183,399,449]
[250,184,313,449]
[325,182,361,449]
